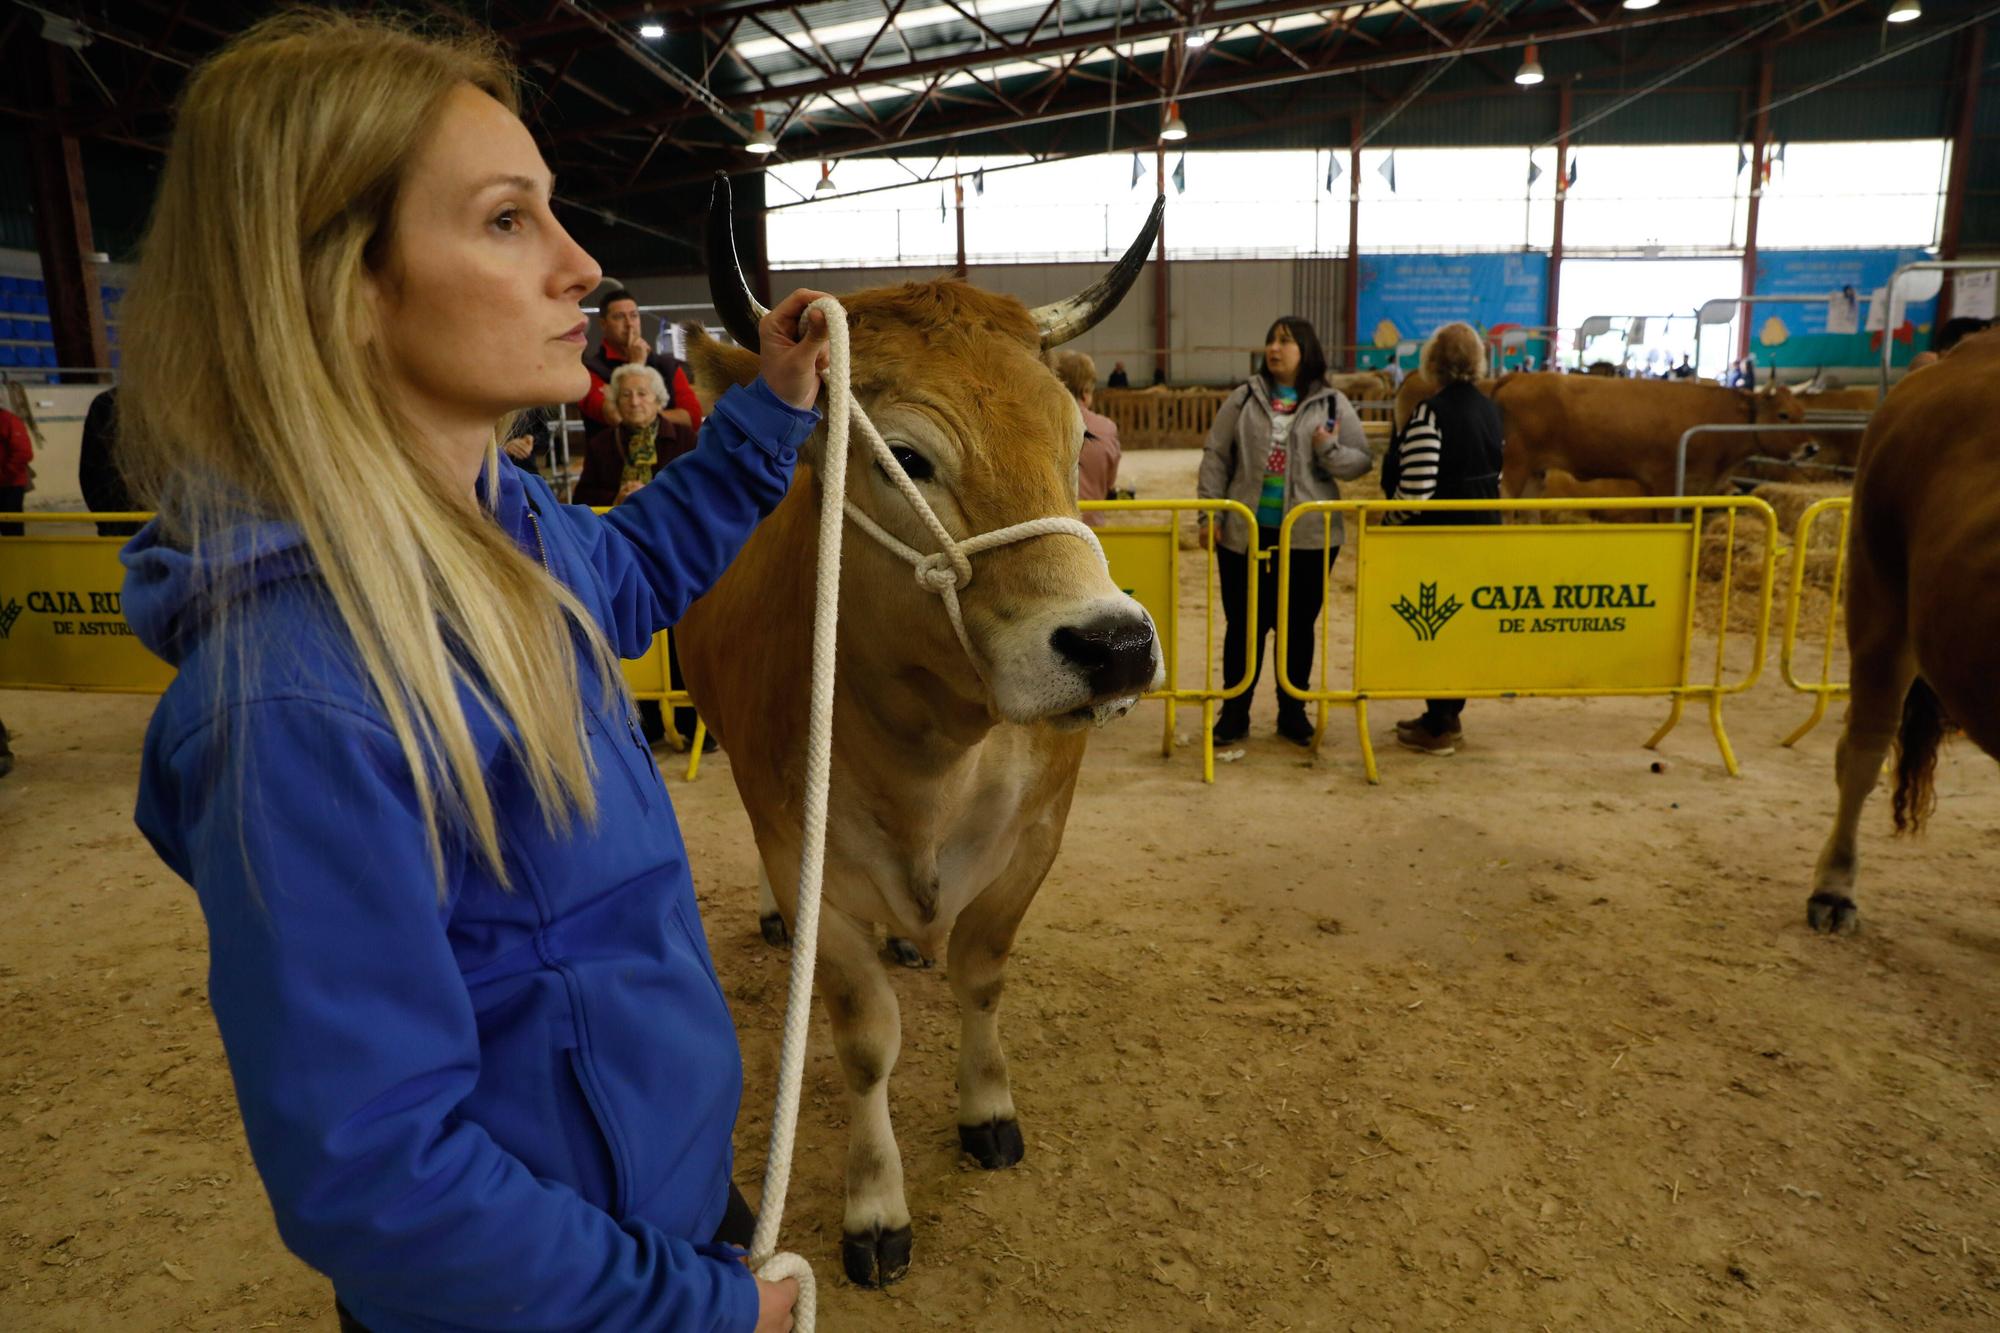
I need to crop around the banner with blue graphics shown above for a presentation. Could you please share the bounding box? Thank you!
[1355,253,1550,369]
[1749,248,1937,369]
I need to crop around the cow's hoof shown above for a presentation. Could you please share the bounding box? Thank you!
[886,937,934,969]
[959,1117,1026,1170]
[1807,893,1860,935]
[841,1223,912,1288]
[759,912,791,949]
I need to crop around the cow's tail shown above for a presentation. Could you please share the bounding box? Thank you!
[1891,677,1948,835]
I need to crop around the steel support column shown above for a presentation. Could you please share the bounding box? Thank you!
[1345,113,1361,370]
[1936,23,1987,326]
[953,172,967,278]
[1154,144,1170,384]
[1546,83,1572,349]
[28,49,109,375]
[1737,49,1773,363]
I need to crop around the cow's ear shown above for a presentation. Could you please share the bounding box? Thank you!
[683,322,761,412]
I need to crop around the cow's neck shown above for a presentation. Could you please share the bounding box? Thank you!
[842,620,1000,764]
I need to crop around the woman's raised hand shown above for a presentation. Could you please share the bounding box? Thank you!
[760,289,834,411]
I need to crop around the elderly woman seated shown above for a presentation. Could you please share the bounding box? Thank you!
[573,362,710,753]
[572,362,699,507]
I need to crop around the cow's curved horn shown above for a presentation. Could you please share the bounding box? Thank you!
[1030,195,1166,349]
[706,172,768,352]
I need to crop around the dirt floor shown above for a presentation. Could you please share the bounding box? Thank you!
[5,451,1998,1331]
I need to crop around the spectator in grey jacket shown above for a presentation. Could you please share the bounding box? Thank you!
[1198,316,1372,746]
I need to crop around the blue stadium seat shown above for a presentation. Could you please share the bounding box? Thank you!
[28,296,48,316]
[0,345,15,367]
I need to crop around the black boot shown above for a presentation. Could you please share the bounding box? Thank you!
[1276,709,1315,746]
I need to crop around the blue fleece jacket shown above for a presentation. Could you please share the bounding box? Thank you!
[124,380,817,1333]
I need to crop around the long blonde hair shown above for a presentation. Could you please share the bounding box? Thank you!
[121,10,618,884]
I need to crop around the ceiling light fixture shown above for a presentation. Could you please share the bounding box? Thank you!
[1160,101,1188,141]
[1621,0,1659,11]
[1515,43,1545,86]
[1186,29,1210,48]
[1886,0,1920,21]
[639,22,666,39]
[746,108,777,155]
[39,11,92,49]
[815,161,837,194]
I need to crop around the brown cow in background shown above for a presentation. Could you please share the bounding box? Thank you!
[1394,370,1810,498]
[1806,329,2000,933]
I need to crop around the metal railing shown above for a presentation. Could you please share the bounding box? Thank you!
[1672,420,1868,509]
[1878,260,1998,395]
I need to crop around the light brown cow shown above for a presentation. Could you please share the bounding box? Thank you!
[1794,384,1879,470]
[1798,385,1881,413]
[1490,372,1810,498]
[1393,366,1498,434]
[1328,369,1394,403]
[1394,370,1814,500]
[1806,330,2000,933]
[676,183,1165,1287]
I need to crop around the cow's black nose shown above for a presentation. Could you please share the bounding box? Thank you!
[1051,613,1157,698]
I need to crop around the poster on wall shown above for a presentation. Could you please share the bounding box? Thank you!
[1954,269,1997,321]
[1356,253,1549,366]
[1751,248,1937,366]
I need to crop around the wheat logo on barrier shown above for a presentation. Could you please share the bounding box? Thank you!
[1393,583,1461,642]
[0,598,20,641]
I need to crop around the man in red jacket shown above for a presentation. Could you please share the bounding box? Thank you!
[1,405,33,536]
[578,288,704,433]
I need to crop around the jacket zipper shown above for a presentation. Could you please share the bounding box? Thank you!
[526,507,552,574]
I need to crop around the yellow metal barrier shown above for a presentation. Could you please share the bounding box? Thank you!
[1276,496,1779,783]
[0,513,167,693]
[4,503,1261,783]
[0,511,717,779]
[619,631,709,782]
[1778,496,1853,747]
[1081,498,1259,783]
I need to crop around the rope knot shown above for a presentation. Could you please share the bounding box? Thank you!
[913,548,972,594]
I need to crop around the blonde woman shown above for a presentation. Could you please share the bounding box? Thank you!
[1380,322,1504,756]
[117,14,823,1332]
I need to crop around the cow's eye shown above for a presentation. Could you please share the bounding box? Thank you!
[885,444,934,483]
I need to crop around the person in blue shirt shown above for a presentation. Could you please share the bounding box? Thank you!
[113,12,821,1332]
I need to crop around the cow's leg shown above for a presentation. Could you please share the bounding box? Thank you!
[816,907,912,1287]
[1809,552,1913,935]
[947,856,1049,1171]
[756,862,789,948]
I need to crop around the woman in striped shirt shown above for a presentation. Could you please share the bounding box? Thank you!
[1380,322,1505,756]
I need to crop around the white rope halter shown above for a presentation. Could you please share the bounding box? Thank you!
[834,380,1109,671]
[748,296,1107,1329]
